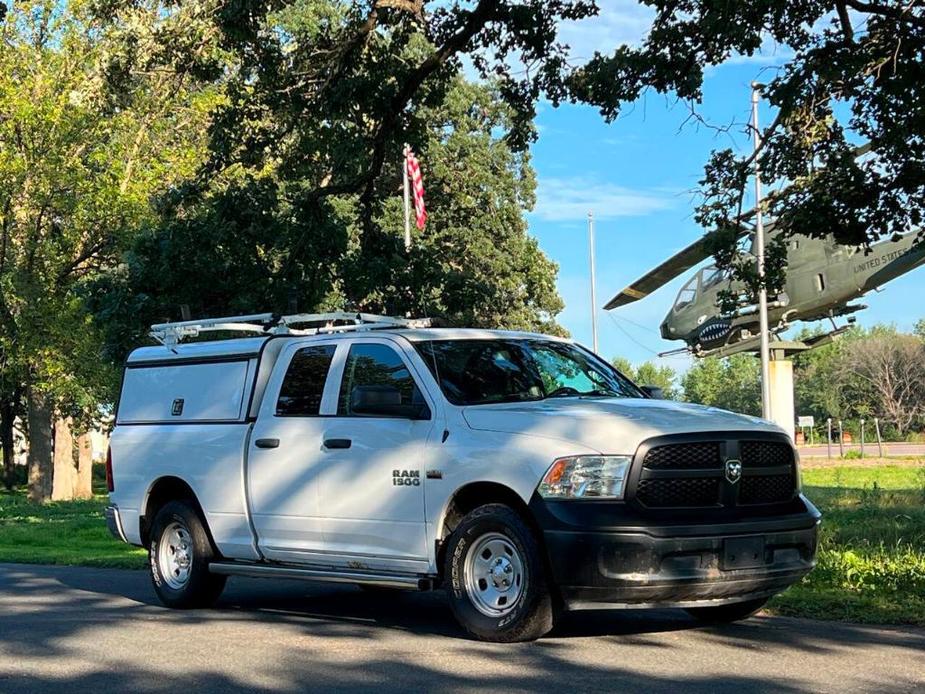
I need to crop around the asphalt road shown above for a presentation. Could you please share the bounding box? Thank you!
[798,442,925,458]
[1,564,922,693]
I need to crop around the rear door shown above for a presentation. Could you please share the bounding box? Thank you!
[248,340,340,563]
[315,338,437,573]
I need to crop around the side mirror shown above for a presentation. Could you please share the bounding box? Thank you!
[641,385,665,400]
[350,385,429,419]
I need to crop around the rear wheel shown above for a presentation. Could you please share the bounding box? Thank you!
[685,597,768,624]
[444,504,555,642]
[148,500,226,608]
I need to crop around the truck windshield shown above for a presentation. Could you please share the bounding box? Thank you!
[414,339,644,406]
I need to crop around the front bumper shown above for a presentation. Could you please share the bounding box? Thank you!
[105,505,129,544]
[535,495,821,610]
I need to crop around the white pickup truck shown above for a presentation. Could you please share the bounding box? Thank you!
[106,313,819,642]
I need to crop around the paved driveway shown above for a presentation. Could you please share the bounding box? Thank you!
[1,564,922,693]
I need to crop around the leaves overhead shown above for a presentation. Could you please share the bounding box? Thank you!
[569,1,925,296]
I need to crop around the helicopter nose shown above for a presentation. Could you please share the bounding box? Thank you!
[659,317,672,340]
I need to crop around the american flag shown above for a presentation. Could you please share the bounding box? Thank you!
[405,148,427,230]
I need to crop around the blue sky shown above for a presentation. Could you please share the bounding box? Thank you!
[524,1,925,373]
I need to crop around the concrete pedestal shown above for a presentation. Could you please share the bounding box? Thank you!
[768,355,795,441]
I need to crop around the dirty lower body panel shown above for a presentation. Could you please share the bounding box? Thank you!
[534,496,821,610]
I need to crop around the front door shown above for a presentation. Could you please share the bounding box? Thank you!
[316,339,436,573]
[248,340,340,563]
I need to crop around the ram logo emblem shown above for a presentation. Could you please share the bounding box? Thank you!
[725,459,742,484]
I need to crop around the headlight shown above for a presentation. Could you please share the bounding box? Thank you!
[537,455,632,500]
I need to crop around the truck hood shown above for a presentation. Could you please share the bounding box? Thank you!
[461,397,782,453]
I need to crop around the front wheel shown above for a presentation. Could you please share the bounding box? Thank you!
[444,504,555,642]
[149,500,226,609]
[685,597,768,624]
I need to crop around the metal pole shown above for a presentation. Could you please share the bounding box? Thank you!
[827,418,832,459]
[588,211,599,354]
[402,144,412,251]
[860,419,866,458]
[875,417,883,458]
[751,83,772,421]
[838,420,844,458]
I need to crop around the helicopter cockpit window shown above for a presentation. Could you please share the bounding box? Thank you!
[700,265,727,290]
[673,276,698,312]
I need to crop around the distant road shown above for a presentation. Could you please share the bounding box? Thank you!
[1,563,923,693]
[798,442,925,458]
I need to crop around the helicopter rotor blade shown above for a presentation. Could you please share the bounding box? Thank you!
[604,226,750,310]
[605,142,870,311]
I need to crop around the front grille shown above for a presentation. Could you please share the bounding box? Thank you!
[739,473,796,504]
[643,442,721,470]
[633,436,797,512]
[741,440,793,468]
[636,478,721,508]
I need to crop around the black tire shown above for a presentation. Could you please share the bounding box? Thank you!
[148,499,226,609]
[444,503,555,642]
[685,597,768,624]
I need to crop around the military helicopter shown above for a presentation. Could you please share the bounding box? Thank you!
[604,222,925,358]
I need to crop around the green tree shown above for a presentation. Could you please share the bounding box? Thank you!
[915,319,925,340]
[0,1,214,496]
[91,71,565,353]
[839,327,925,436]
[681,355,761,416]
[612,357,678,399]
[569,1,925,296]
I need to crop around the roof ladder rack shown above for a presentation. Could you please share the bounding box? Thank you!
[149,312,432,346]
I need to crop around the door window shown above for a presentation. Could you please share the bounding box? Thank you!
[275,345,337,416]
[337,343,429,419]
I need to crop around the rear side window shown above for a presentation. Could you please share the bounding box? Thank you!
[276,345,337,416]
[337,343,428,418]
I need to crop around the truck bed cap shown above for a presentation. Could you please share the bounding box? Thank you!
[127,337,271,365]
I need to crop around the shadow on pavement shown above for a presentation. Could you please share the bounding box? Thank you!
[1,563,923,693]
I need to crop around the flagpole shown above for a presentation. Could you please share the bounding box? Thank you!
[402,144,412,251]
[751,84,772,420]
[588,211,599,354]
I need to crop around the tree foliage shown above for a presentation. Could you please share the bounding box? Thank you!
[568,1,925,295]
[680,324,925,436]
[0,0,215,492]
[612,357,679,400]
[681,354,762,417]
[90,2,571,353]
[803,325,925,437]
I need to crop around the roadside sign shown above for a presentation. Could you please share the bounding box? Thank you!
[798,416,815,428]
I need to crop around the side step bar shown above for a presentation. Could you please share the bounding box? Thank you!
[209,561,434,591]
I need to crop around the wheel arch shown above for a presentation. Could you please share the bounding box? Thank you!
[140,476,212,548]
[435,481,540,576]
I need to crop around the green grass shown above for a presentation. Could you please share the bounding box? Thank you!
[0,469,146,569]
[2,464,924,626]
[769,464,925,626]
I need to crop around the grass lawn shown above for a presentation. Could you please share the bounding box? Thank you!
[1,463,924,626]
[768,464,925,626]
[0,470,146,569]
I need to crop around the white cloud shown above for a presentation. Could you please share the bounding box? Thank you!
[531,177,677,222]
[558,1,654,62]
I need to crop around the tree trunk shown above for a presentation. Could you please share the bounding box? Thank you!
[75,432,93,499]
[52,417,75,501]
[0,399,15,491]
[27,389,53,503]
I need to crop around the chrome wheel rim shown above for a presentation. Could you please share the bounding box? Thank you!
[463,532,525,618]
[156,522,193,590]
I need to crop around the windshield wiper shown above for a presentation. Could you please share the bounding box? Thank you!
[579,389,621,398]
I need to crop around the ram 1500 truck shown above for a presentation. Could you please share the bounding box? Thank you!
[106,313,820,642]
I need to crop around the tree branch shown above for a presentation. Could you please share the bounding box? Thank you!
[844,1,925,30]
[835,0,855,41]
